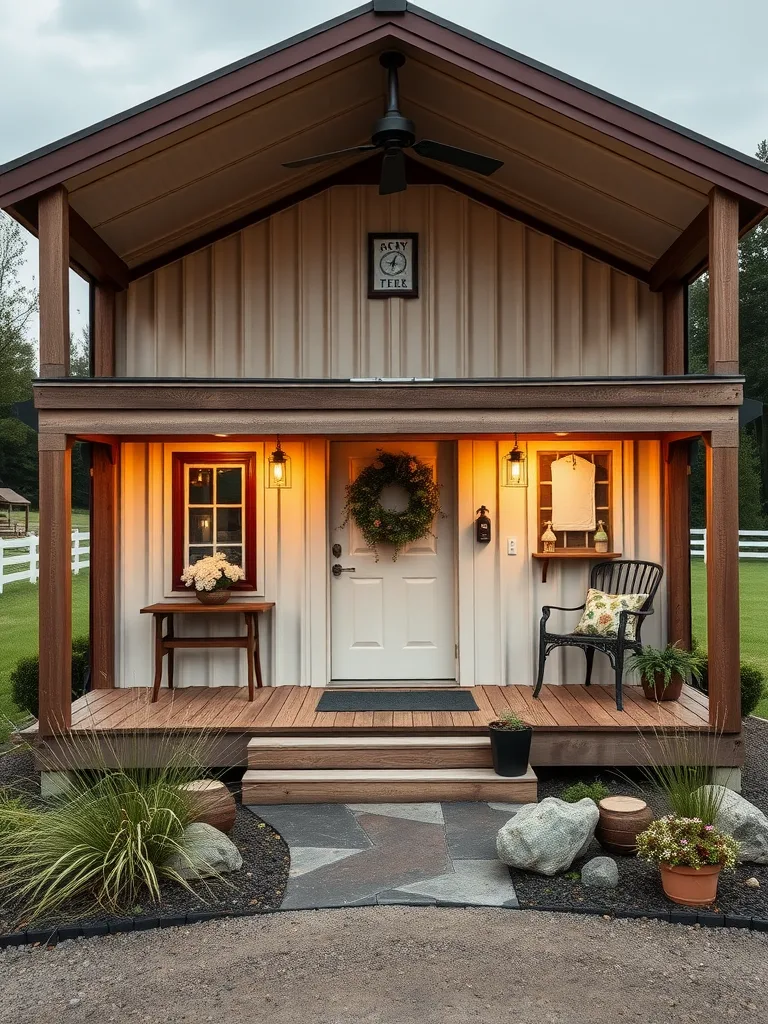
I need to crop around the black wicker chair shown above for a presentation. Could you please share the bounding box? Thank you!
[533,560,663,711]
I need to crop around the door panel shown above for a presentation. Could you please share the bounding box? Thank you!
[330,441,456,682]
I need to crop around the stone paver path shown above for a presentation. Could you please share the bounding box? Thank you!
[245,801,521,909]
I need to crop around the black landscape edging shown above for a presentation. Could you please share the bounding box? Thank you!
[2,898,768,949]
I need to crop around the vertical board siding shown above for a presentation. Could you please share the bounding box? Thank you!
[122,186,662,379]
[119,439,664,689]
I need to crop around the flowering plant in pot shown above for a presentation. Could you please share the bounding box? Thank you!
[180,552,245,604]
[488,709,532,777]
[636,814,739,906]
[632,643,704,702]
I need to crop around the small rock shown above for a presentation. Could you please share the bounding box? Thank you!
[165,822,243,880]
[745,876,761,888]
[696,786,768,863]
[581,856,620,888]
[68,998,81,1008]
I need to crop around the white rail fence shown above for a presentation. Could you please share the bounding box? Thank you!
[0,530,90,594]
[690,529,768,560]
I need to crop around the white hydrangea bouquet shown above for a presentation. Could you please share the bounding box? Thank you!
[180,551,245,604]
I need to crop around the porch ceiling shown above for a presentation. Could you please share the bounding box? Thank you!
[3,6,768,280]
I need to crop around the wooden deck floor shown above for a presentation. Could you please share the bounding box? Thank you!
[35,684,742,770]
[65,683,712,735]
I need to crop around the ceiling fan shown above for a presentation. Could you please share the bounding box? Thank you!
[282,51,504,195]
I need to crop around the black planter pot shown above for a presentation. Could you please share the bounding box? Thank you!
[488,724,533,777]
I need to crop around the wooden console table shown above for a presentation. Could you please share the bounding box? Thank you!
[140,602,275,702]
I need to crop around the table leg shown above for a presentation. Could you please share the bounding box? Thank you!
[167,614,175,690]
[152,614,164,703]
[253,613,264,692]
[246,613,255,702]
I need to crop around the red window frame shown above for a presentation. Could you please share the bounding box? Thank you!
[171,451,257,591]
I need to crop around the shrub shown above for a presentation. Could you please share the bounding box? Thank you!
[561,781,610,806]
[690,650,764,719]
[0,756,206,922]
[10,635,89,718]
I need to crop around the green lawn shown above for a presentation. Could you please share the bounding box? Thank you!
[0,572,90,739]
[691,558,768,718]
[25,509,90,532]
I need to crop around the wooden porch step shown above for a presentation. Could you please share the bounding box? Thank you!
[247,734,493,770]
[241,766,537,804]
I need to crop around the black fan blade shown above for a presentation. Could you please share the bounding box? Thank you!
[283,144,377,169]
[412,139,503,176]
[379,149,407,195]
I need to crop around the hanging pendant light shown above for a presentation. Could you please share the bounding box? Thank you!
[268,437,291,488]
[501,433,528,488]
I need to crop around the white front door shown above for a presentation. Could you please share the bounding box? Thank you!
[329,441,456,683]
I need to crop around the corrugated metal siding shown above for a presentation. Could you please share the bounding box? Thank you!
[119,185,662,378]
[118,438,664,689]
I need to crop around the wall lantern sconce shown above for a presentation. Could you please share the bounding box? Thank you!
[268,437,291,489]
[501,433,528,488]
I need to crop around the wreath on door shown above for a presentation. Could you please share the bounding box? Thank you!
[341,449,442,561]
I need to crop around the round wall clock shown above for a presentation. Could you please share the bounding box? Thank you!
[368,232,419,298]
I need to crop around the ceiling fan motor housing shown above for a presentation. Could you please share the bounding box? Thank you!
[373,50,415,150]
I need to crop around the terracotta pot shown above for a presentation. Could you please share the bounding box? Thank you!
[195,589,232,605]
[179,779,237,833]
[596,795,653,855]
[660,863,722,907]
[641,671,684,702]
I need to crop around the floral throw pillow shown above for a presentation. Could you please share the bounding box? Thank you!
[573,588,648,641]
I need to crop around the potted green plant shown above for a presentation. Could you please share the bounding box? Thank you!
[632,643,704,702]
[636,814,739,906]
[488,709,532,777]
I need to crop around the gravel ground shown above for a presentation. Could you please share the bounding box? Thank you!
[1,906,767,1024]
[0,754,289,932]
[509,716,768,916]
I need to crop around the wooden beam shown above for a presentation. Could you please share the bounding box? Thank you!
[38,186,70,378]
[665,440,692,650]
[38,437,72,735]
[705,438,741,731]
[663,282,686,375]
[708,187,740,375]
[69,209,130,290]
[90,443,117,689]
[93,284,116,377]
[649,208,708,293]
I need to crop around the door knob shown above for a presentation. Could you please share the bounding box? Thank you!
[332,564,356,577]
[332,543,342,558]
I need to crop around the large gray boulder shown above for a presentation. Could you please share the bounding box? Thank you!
[166,822,243,880]
[581,856,619,888]
[697,786,768,864]
[496,797,599,876]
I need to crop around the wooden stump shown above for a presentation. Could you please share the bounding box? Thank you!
[180,779,237,833]
[596,795,653,855]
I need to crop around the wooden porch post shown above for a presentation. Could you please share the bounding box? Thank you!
[663,281,686,375]
[708,187,739,376]
[93,284,116,377]
[37,185,72,735]
[705,435,741,730]
[665,441,692,650]
[38,436,72,735]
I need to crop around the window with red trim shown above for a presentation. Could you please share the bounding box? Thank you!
[172,452,257,590]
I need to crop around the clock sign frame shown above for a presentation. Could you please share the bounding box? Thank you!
[368,232,419,299]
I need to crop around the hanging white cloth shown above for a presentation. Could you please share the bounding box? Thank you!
[551,454,596,531]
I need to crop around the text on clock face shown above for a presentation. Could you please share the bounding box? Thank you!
[378,240,409,252]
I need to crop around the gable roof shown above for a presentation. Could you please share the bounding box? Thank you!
[2,1,766,286]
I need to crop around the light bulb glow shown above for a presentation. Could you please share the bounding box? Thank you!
[272,461,284,483]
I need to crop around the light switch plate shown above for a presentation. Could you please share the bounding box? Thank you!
[507,537,517,555]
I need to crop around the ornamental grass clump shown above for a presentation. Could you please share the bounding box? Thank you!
[180,551,244,592]
[636,815,739,871]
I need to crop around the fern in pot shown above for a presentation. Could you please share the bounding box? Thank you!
[632,643,704,702]
[488,710,532,777]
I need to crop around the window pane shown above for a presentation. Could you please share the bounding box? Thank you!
[189,508,213,544]
[216,467,242,505]
[216,545,242,566]
[216,508,242,544]
[188,546,214,565]
[189,467,213,504]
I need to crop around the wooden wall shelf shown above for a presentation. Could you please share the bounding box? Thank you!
[532,550,622,583]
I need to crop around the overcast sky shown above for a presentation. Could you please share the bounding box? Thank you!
[2,0,767,347]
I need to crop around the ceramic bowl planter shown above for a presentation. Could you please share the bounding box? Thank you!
[596,795,653,855]
[659,863,722,906]
[180,552,245,604]
[196,589,233,605]
[488,711,532,777]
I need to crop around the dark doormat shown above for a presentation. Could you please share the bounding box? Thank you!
[316,690,479,712]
